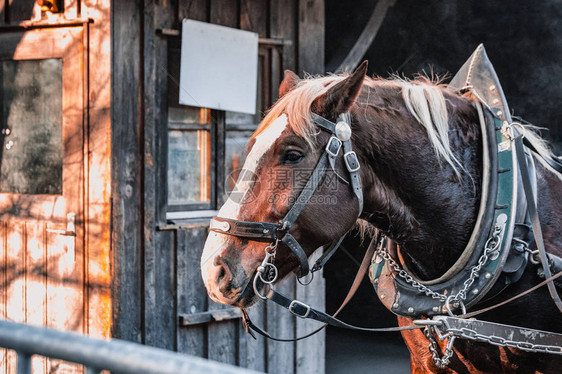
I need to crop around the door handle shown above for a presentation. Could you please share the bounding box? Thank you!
[46,212,76,236]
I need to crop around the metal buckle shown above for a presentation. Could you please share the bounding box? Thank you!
[325,136,342,158]
[344,151,360,172]
[210,218,230,233]
[288,300,311,318]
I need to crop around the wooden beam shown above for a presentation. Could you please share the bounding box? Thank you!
[178,308,242,326]
[111,0,143,344]
[298,0,324,75]
[337,0,397,72]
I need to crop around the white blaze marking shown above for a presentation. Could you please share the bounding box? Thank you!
[201,115,288,299]
[218,114,288,219]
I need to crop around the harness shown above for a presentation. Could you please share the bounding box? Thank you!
[370,45,562,318]
[208,44,562,367]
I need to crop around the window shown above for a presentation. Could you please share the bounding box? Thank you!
[0,58,63,195]
[167,39,216,213]
[165,37,284,218]
[223,44,283,200]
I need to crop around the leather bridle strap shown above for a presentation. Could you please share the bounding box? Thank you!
[210,217,281,240]
[311,113,363,213]
[522,137,562,174]
[458,270,562,319]
[210,112,363,278]
[311,235,347,273]
[514,135,562,313]
[241,233,422,342]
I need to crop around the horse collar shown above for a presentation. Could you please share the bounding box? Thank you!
[369,94,539,318]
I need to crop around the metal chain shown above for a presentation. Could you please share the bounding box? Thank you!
[442,325,562,355]
[376,222,504,307]
[424,326,456,368]
[253,241,279,299]
[377,248,446,301]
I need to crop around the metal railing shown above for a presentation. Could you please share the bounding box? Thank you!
[0,320,260,374]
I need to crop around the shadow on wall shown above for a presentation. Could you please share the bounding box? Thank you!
[0,4,112,373]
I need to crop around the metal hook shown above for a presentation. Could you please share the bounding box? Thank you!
[253,273,272,300]
[296,271,314,286]
[445,296,466,317]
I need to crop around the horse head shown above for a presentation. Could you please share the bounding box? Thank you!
[201,62,368,307]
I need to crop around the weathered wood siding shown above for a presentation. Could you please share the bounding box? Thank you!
[112,0,325,373]
[0,0,112,351]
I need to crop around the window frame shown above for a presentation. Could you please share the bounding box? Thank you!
[166,115,221,213]
[163,36,284,222]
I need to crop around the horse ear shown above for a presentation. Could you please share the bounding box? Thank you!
[279,70,300,98]
[313,60,368,118]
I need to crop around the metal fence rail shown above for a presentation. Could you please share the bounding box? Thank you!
[0,320,260,374]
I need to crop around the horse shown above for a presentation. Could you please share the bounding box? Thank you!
[200,60,562,373]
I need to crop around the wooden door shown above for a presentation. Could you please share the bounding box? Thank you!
[0,27,85,373]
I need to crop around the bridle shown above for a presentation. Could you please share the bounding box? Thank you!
[209,112,429,341]
[209,112,363,282]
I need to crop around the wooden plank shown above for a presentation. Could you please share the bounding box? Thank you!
[145,231,176,350]
[143,0,176,351]
[206,3,239,365]
[178,0,209,22]
[179,308,242,326]
[1,0,6,25]
[5,222,25,373]
[25,222,47,374]
[176,227,208,358]
[267,277,296,374]
[111,0,143,344]
[81,0,112,342]
[240,0,267,36]
[270,0,297,72]
[210,0,238,28]
[142,0,157,341]
[25,223,46,327]
[46,226,84,373]
[298,0,325,75]
[84,108,112,341]
[155,1,174,226]
[238,302,266,372]
[206,309,238,365]
[0,222,6,374]
[270,46,282,103]
[296,250,325,374]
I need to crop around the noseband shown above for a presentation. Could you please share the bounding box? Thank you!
[209,112,363,283]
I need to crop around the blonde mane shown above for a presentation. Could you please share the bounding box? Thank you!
[256,74,557,179]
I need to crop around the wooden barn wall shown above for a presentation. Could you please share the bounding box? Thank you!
[111,0,325,373]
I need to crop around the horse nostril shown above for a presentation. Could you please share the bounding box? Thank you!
[218,266,226,282]
[213,258,234,297]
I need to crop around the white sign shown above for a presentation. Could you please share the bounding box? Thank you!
[179,19,258,114]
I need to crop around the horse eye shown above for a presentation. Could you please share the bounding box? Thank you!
[282,150,304,164]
